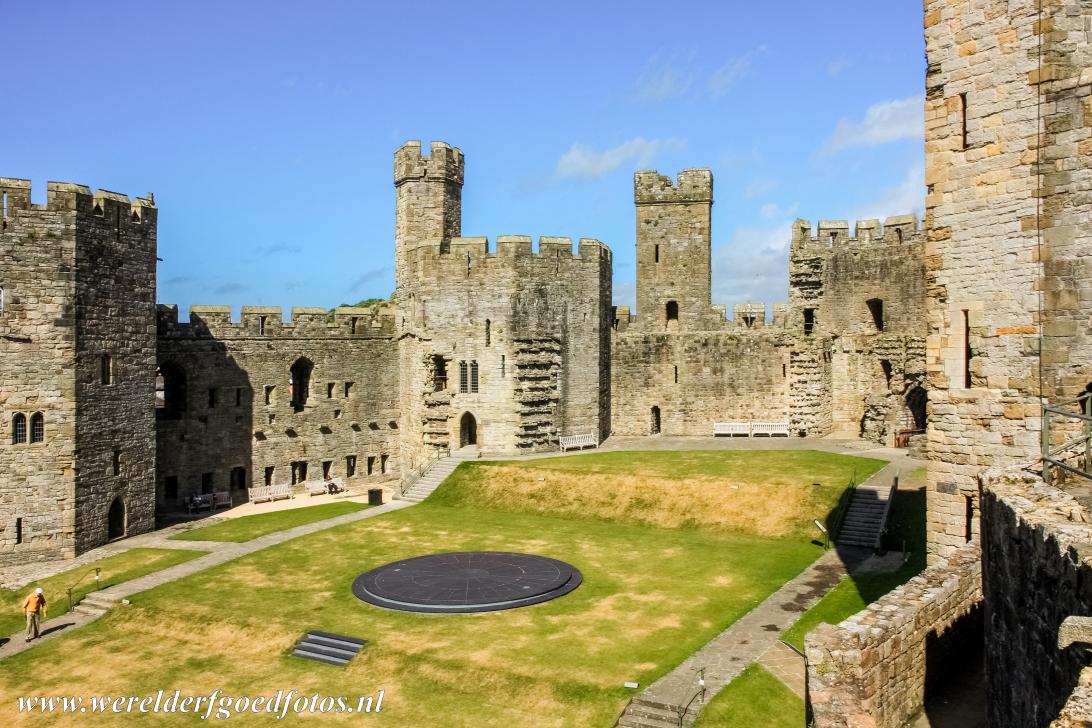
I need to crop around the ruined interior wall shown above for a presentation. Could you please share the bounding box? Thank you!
[0,180,78,565]
[73,190,158,552]
[788,219,927,440]
[981,469,1092,728]
[806,543,983,728]
[610,331,790,436]
[156,304,400,507]
[923,0,1045,560]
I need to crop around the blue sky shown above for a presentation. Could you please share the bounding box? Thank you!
[5,1,925,318]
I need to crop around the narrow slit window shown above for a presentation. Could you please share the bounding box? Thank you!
[959,92,969,150]
[654,244,660,263]
[501,355,506,378]
[381,454,388,474]
[113,449,122,476]
[264,385,275,405]
[346,455,356,477]
[0,287,5,317]
[367,456,375,475]
[881,360,893,386]
[962,309,972,388]
[101,353,113,385]
[14,517,22,545]
[235,387,243,406]
[327,382,335,399]
[674,365,678,384]
[485,319,491,346]
[350,317,358,334]
[964,495,974,542]
[208,388,217,408]
[258,315,267,335]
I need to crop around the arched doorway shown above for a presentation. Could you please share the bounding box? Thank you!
[460,412,477,447]
[650,406,661,435]
[107,496,126,540]
[290,357,313,412]
[906,384,928,430]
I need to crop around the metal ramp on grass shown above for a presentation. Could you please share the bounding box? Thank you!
[292,630,366,667]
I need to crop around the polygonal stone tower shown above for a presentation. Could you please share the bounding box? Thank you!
[393,140,464,290]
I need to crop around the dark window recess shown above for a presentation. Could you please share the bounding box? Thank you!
[322,460,332,479]
[350,317,358,334]
[231,467,246,490]
[291,461,307,485]
[674,365,678,384]
[960,92,969,150]
[201,472,213,494]
[881,359,893,386]
[433,356,448,392]
[113,449,122,476]
[367,456,376,476]
[290,359,313,411]
[157,363,187,418]
[327,383,335,398]
[650,406,661,435]
[803,308,816,336]
[866,298,884,331]
[235,388,244,406]
[11,413,26,444]
[485,319,491,346]
[381,454,389,474]
[264,385,275,405]
[964,495,974,542]
[165,476,179,501]
[101,353,113,385]
[208,388,217,408]
[963,309,973,388]
[666,301,679,322]
[344,381,354,397]
[655,244,660,263]
[258,315,267,335]
[470,361,479,393]
[15,517,22,545]
[459,361,468,393]
[346,455,356,477]
[501,355,506,378]
[264,466,275,486]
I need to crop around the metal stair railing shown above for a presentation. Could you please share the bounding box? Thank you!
[399,448,449,497]
[1042,392,1092,486]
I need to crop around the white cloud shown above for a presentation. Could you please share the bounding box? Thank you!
[711,219,795,311]
[634,52,695,102]
[827,57,851,77]
[743,178,777,200]
[851,164,925,221]
[821,95,924,155]
[555,137,686,179]
[707,46,766,97]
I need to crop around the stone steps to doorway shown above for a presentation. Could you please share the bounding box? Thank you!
[399,448,480,503]
[835,480,896,550]
[615,696,700,728]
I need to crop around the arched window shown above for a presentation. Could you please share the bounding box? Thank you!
[12,413,26,444]
[156,362,187,418]
[29,413,43,443]
[290,358,313,412]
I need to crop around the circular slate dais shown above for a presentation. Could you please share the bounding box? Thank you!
[351,551,582,614]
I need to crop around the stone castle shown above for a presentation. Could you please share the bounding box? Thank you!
[4,0,1092,723]
[0,142,926,568]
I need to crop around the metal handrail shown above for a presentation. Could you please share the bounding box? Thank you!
[1042,392,1092,486]
[675,667,706,726]
[65,567,102,613]
[872,472,900,553]
[399,448,449,496]
[829,468,859,542]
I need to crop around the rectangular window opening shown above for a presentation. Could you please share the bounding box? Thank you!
[803,308,815,336]
[112,449,122,476]
[264,385,275,405]
[959,92,969,150]
[258,315,267,335]
[344,381,354,398]
[264,466,275,486]
[866,298,884,331]
[346,455,356,477]
[367,456,375,475]
[673,365,678,384]
[964,495,974,542]
[433,356,448,392]
[501,355,506,378]
[322,460,332,479]
[201,472,213,494]
[470,361,479,393]
[381,454,389,474]
[208,388,217,408]
[327,383,335,398]
[15,517,22,545]
[235,387,243,406]
[962,309,972,388]
[165,476,179,501]
[654,244,660,263]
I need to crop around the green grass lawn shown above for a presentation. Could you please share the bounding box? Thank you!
[782,469,928,652]
[0,450,887,727]
[0,548,204,638]
[692,664,804,728]
[170,502,370,543]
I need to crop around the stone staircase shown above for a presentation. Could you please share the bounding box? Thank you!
[836,482,895,549]
[291,630,366,667]
[73,592,119,618]
[399,447,479,503]
[615,696,700,728]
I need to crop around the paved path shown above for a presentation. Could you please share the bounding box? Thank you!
[757,641,807,699]
[0,500,412,661]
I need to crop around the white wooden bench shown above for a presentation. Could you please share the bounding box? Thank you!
[212,491,232,509]
[247,484,293,503]
[713,422,751,437]
[559,433,598,452]
[751,422,790,437]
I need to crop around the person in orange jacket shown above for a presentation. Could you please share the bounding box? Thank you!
[22,587,46,642]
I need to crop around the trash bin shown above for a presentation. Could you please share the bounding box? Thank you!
[368,488,384,506]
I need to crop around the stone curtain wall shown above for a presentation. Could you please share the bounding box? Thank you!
[981,469,1092,728]
[806,543,983,728]
[156,304,400,506]
[610,330,791,436]
[73,188,158,553]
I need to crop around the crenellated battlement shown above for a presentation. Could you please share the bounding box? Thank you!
[634,169,713,205]
[393,140,465,187]
[0,177,155,222]
[156,302,395,339]
[406,235,611,265]
[791,214,921,251]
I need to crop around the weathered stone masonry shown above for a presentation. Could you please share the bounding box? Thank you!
[0,179,157,565]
